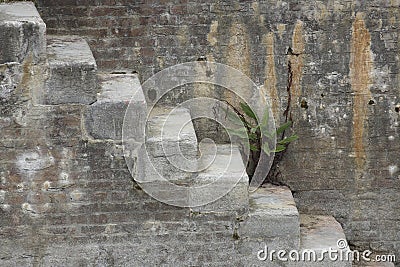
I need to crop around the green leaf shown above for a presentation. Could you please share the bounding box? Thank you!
[261,108,269,129]
[261,142,271,156]
[226,127,248,139]
[250,125,259,134]
[249,144,259,151]
[240,102,257,120]
[260,109,275,137]
[273,144,286,153]
[261,130,275,141]
[248,133,258,141]
[278,134,299,145]
[226,109,245,126]
[276,121,292,136]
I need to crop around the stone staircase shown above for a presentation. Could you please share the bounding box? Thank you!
[0,2,385,266]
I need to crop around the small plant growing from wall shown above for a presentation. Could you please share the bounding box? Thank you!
[224,101,298,182]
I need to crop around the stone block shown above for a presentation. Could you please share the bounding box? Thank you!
[288,215,352,267]
[0,2,46,64]
[145,108,198,158]
[190,144,249,212]
[0,62,23,115]
[43,35,97,104]
[137,108,198,183]
[239,184,300,251]
[84,73,145,140]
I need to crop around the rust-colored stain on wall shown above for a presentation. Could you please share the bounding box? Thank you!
[225,21,251,106]
[350,13,372,170]
[207,20,219,47]
[289,20,305,106]
[227,22,251,77]
[262,32,280,119]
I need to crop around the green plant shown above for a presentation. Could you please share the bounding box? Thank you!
[224,101,298,180]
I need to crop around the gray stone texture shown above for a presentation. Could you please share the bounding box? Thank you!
[292,215,352,267]
[239,185,300,250]
[43,35,98,104]
[0,62,23,115]
[84,73,145,140]
[0,2,46,64]
[190,144,249,213]
[138,108,198,183]
[0,0,398,266]
[145,108,198,158]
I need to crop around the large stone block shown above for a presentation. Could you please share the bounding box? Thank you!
[84,73,145,140]
[145,108,198,158]
[137,108,198,183]
[239,185,300,251]
[134,109,197,208]
[42,35,97,104]
[0,2,46,64]
[288,215,352,267]
[243,214,352,267]
[190,144,249,212]
[0,62,23,115]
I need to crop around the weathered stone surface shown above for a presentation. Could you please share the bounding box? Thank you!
[245,216,352,267]
[35,5,400,262]
[84,73,145,140]
[137,108,198,182]
[239,184,300,250]
[300,215,347,250]
[145,107,198,158]
[290,215,352,267]
[42,35,97,104]
[190,144,248,212]
[353,258,395,267]
[131,108,198,207]
[0,62,23,115]
[0,2,46,64]
[0,0,398,266]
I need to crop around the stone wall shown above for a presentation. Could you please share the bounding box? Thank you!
[0,4,248,264]
[30,0,400,263]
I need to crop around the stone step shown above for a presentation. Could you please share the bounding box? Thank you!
[145,107,198,158]
[84,73,145,140]
[353,258,395,267]
[190,143,249,212]
[136,108,250,210]
[41,35,98,104]
[239,184,300,252]
[0,2,46,64]
[134,107,198,207]
[240,196,352,267]
[137,107,198,183]
[248,215,352,266]
[290,215,352,267]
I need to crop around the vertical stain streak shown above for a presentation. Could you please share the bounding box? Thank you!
[394,9,400,97]
[207,21,219,46]
[262,33,280,119]
[350,13,372,170]
[285,20,305,122]
[177,25,189,46]
[290,21,305,104]
[226,22,251,105]
[277,24,286,39]
[227,22,251,77]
